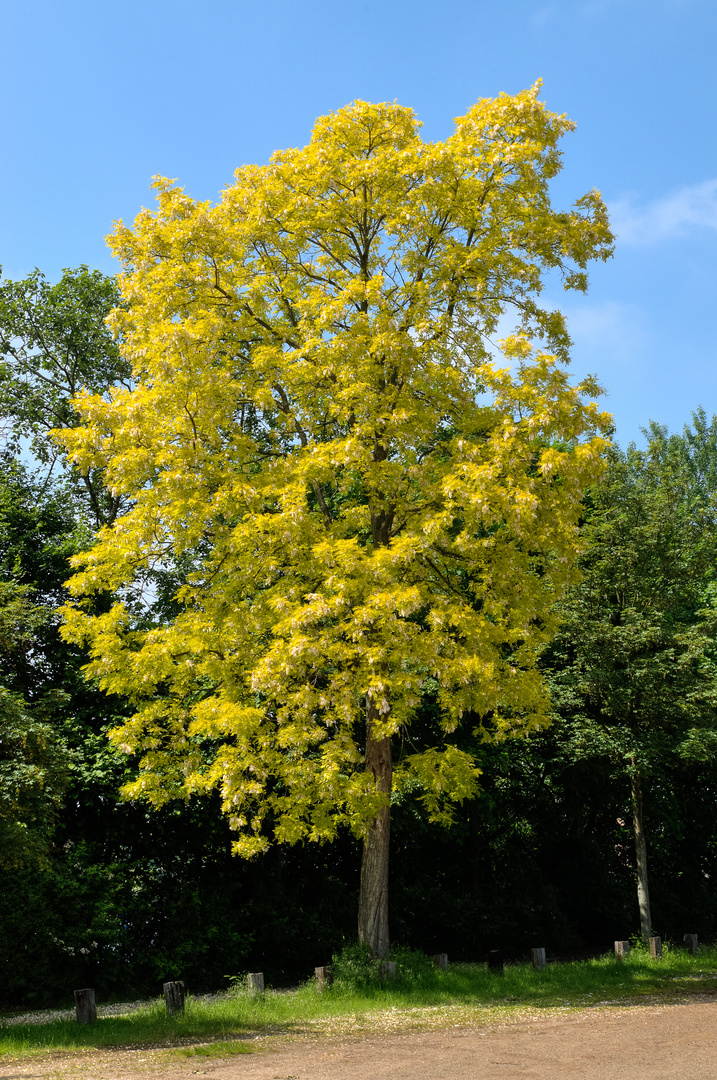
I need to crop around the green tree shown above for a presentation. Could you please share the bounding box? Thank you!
[59,89,612,957]
[0,265,131,528]
[0,581,68,868]
[546,420,717,941]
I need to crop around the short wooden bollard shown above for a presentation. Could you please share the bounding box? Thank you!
[379,961,396,980]
[74,988,97,1025]
[432,953,448,970]
[247,972,265,995]
[487,949,504,973]
[614,940,630,960]
[531,947,546,970]
[649,936,662,959]
[684,933,699,955]
[315,965,333,991]
[163,980,185,1016]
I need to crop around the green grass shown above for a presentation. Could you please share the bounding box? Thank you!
[2,945,716,1062]
[171,1039,254,1058]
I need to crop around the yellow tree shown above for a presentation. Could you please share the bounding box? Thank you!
[58,86,612,957]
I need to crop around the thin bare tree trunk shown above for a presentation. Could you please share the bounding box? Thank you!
[630,771,652,942]
[358,697,392,959]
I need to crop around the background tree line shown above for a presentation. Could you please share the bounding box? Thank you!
[2,262,717,1006]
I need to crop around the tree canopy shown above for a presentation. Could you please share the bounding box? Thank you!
[545,419,717,938]
[0,579,69,869]
[58,88,612,954]
[0,265,130,528]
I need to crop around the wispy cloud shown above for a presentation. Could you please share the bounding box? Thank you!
[531,3,557,26]
[608,179,717,245]
[565,299,650,368]
[581,0,698,13]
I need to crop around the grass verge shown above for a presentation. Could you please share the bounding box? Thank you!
[171,1039,254,1059]
[2,944,716,1062]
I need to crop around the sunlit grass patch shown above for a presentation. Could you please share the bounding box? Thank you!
[169,1038,254,1058]
[1,943,716,1062]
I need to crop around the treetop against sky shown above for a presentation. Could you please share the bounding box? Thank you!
[1,0,716,444]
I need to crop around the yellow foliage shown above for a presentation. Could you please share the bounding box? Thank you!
[56,87,612,854]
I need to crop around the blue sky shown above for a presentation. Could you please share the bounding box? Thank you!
[1,0,715,445]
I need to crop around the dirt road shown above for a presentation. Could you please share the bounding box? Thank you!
[2,998,716,1079]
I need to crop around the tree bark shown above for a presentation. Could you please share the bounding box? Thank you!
[630,770,652,942]
[358,696,392,958]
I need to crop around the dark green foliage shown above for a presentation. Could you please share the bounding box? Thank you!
[389,734,630,959]
[0,686,68,869]
[390,727,717,958]
[549,416,717,772]
[0,804,359,1005]
[540,416,717,937]
[0,535,71,868]
[0,265,130,527]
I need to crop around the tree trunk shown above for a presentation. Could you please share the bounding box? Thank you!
[630,771,652,942]
[358,696,392,958]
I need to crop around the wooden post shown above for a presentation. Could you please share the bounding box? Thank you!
[487,949,504,973]
[432,953,448,970]
[247,972,265,995]
[163,980,185,1015]
[531,947,546,970]
[684,933,699,955]
[614,940,630,960]
[649,936,662,958]
[74,988,97,1025]
[315,965,333,991]
[378,960,396,980]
